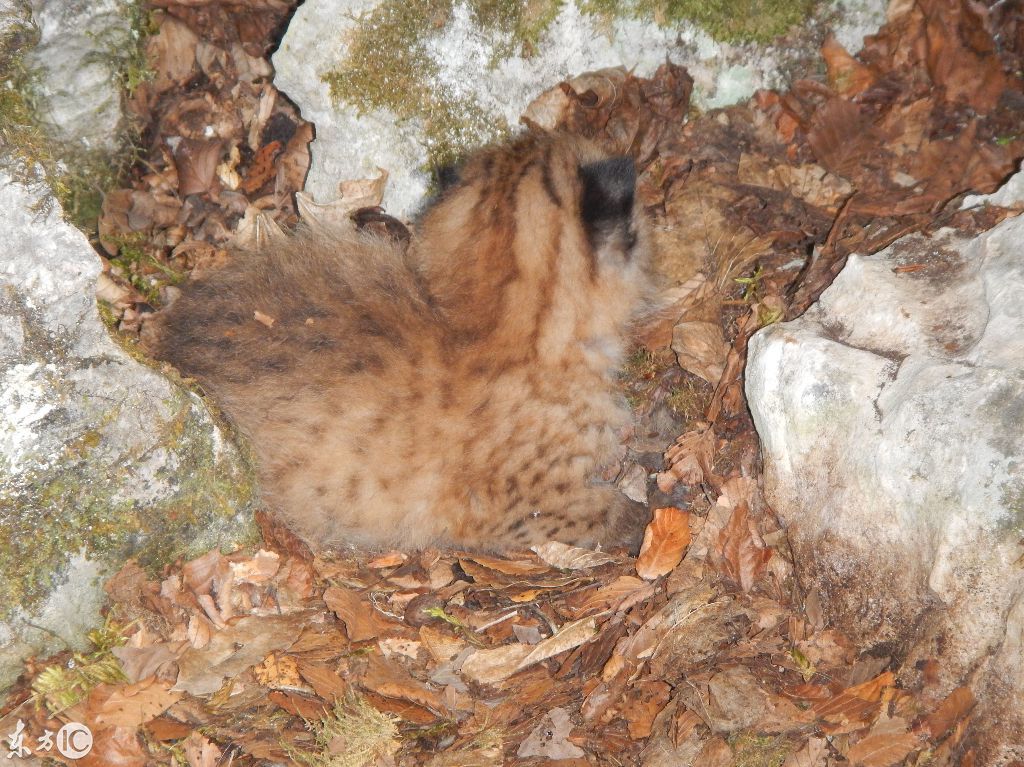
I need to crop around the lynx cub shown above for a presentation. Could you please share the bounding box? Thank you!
[148,132,653,550]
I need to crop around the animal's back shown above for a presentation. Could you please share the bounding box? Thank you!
[148,132,653,550]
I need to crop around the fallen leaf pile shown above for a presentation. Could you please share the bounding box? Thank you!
[0,498,978,765]
[10,0,1024,764]
[95,0,309,331]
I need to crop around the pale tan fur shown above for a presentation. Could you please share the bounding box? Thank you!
[148,133,653,550]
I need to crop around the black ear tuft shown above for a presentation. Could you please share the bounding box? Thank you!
[579,157,636,230]
[434,162,462,193]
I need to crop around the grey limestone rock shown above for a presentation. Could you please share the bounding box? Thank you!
[746,170,1024,762]
[0,171,256,690]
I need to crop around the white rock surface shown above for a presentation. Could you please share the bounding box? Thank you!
[746,173,1024,761]
[24,0,133,150]
[0,171,255,690]
[274,0,886,217]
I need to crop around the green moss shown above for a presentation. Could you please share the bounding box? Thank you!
[667,374,712,424]
[639,0,813,43]
[31,618,130,714]
[322,0,566,172]
[586,0,814,42]
[728,732,794,767]
[323,0,811,173]
[287,694,400,767]
[105,231,185,305]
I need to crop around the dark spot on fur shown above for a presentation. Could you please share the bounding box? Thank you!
[346,475,361,502]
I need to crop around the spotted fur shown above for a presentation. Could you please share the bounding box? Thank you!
[147,133,654,550]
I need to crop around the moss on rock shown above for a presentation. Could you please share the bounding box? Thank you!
[0,0,153,235]
[0,385,257,620]
[322,0,815,172]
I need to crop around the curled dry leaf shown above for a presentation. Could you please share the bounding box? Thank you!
[922,685,975,738]
[324,585,385,642]
[636,507,691,580]
[658,426,717,493]
[821,34,875,97]
[89,678,183,729]
[672,320,729,385]
[531,541,616,570]
[517,706,586,759]
[846,714,922,767]
[716,501,772,592]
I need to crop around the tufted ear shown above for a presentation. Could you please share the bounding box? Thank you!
[434,162,462,193]
[579,157,636,232]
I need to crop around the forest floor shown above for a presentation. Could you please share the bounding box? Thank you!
[4,1,1024,765]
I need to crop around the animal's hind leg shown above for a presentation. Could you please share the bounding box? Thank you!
[494,486,649,554]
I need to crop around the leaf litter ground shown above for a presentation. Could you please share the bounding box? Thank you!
[4,0,1024,765]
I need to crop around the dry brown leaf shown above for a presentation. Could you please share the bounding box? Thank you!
[716,502,771,592]
[460,617,596,685]
[276,121,314,193]
[252,652,302,688]
[368,551,408,568]
[173,613,306,695]
[184,731,222,767]
[459,644,533,686]
[821,34,875,96]
[173,137,223,197]
[112,642,181,684]
[806,98,875,181]
[813,672,896,732]
[362,653,443,711]
[230,549,280,584]
[323,585,385,642]
[782,736,828,766]
[296,660,348,701]
[636,507,691,580]
[79,726,147,767]
[531,541,616,570]
[147,17,199,94]
[570,575,656,616]
[145,716,191,742]
[624,680,672,739]
[847,715,922,766]
[89,678,182,728]
[240,139,282,194]
[517,706,586,759]
[672,320,729,385]
[657,426,717,492]
[458,553,551,576]
[517,617,597,670]
[922,685,975,738]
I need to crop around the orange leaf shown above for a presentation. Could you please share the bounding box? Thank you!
[922,686,975,738]
[847,715,922,766]
[822,34,875,96]
[324,586,386,642]
[636,507,691,580]
[716,502,771,591]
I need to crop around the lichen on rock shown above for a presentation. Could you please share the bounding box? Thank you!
[0,171,257,690]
